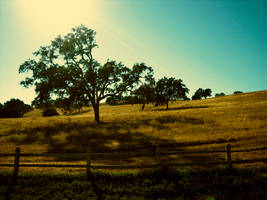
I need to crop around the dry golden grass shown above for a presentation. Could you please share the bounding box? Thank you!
[0,90,267,172]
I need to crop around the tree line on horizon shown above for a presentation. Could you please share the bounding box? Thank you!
[0,88,243,119]
[15,25,241,122]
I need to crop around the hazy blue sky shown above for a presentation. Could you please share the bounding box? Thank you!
[0,0,266,104]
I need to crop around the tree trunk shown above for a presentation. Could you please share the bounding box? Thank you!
[141,103,145,110]
[93,103,100,122]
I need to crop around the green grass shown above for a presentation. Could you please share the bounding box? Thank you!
[1,167,267,200]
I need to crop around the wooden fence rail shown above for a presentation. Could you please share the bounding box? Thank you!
[0,144,267,179]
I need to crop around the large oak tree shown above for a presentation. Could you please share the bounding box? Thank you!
[19,25,153,122]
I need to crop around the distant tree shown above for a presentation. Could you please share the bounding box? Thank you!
[0,103,4,117]
[134,84,155,110]
[19,25,153,122]
[4,98,32,114]
[71,96,89,112]
[155,77,189,109]
[192,88,212,100]
[123,95,139,105]
[215,93,225,97]
[31,94,53,108]
[106,95,140,106]
[54,98,73,113]
[54,91,89,114]
[106,96,122,105]
[233,91,243,94]
[202,88,212,99]
[131,63,155,110]
[154,93,166,107]
[192,88,203,100]
[0,98,32,118]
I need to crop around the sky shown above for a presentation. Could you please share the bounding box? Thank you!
[0,0,266,104]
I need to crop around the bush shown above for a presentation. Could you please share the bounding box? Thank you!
[215,93,225,97]
[42,108,59,117]
[0,108,22,118]
[0,98,32,118]
[234,91,243,94]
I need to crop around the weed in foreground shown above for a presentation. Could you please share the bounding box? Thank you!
[0,167,266,200]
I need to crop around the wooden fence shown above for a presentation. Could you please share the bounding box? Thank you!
[1,144,267,179]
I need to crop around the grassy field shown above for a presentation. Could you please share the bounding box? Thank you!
[0,90,267,172]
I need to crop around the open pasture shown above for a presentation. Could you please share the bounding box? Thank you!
[0,91,267,172]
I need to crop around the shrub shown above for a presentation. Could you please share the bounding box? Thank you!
[234,91,243,94]
[0,108,22,118]
[215,93,225,97]
[0,98,32,118]
[42,108,59,117]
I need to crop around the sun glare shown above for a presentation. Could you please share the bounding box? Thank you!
[16,0,100,38]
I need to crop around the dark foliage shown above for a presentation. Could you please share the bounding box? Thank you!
[0,98,32,118]
[133,84,155,110]
[192,88,212,100]
[106,95,139,105]
[1,167,266,200]
[19,25,153,122]
[155,77,189,109]
[215,92,226,97]
[54,97,89,114]
[202,88,212,98]
[234,91,243,94]
[106,96,123,105]
[42,108,59,117]
[123,95,139,105]
[192,88,203,100]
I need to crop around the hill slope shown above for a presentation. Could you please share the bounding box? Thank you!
[0,90,266,171]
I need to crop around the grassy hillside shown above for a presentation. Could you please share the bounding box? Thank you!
[0,90,266,172]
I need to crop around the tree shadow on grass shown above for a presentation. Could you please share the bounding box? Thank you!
[5,117,226,166]
[155,115,204,125]
[152,105,210,112]
[67,109,91,116]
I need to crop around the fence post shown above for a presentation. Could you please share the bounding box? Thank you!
[156,143,160,170]
[225,144,232,168]
[13,147,20,180]
[86,148,91,179]
[5,148,20,200]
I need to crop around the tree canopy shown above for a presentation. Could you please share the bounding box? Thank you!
[19,25,153,122]
[0,98,32,118]
[132,71,155,110]
[192,88,212,100]
[202,88,212,99]
[215,92,225,97]
[192,88,203,100]
[155,77,189,109]
[133,84,155,110]
[233,91,243,94]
